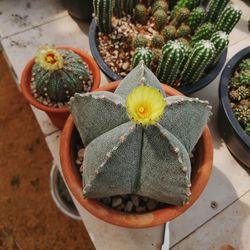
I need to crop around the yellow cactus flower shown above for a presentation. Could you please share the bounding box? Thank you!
[35,46,63,71]
[126,85,166,126]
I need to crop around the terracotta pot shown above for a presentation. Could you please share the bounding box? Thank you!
[20,47,101,130]
[60,81,213,228]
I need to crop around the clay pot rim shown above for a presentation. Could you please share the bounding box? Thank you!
[20,46,101,113]
[60,81,213,228]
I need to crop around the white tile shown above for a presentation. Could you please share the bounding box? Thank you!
[0,0,67,38]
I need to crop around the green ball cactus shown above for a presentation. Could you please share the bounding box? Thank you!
[152,0,168,14]
[176,24,191,37]
[187,7,206,32]
[156,40,187,86]
[215,5,242,34]
[191,22,214,46]
[93,0,114,34]
[210,31,229,64]
[170,7,190,27]
[132,34,148,48]
[135,3,148,24]
[205,0,229,23]
[180,40,216,85]
[153,9,168,30]
[171,0,201,18]
[132,47,153,68]
[151,34,165,49]
[162,25,176,41]
[32,46,90,102]
[69,62,211,205]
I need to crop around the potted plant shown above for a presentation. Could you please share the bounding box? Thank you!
[89,0,242,95]
[219,46,250,168]
[60,62,213,228]
[21,45,101,130]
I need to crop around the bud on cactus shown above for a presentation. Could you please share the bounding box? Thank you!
[170,7,190,27]
[215,5,242,34]
[162,25,176,41]
[180,40,216,85]
[205,0,229,23]
[132,47,153,68]
[93,0,114,34]
[132,34,148,48]
[188,7,206,32]
[32,46,90,102]
[176,24,191,37]
[191,22,214,46]
[151,34,165,49]
[70,62,211,205]
[135,4,148,24]
[153,9,168,30]
[156,40,187,86]
[152,0,168,14]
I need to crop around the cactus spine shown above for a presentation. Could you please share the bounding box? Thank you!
[132,34,148,48]
[215,5,242,34]
[132,47,153,68]
[153,9,168,30]
[135,4,148,24]
[188,7,206,32]
[191,22,214,45]
[180,40,216,85]
[93,0,114,34]
[156,40,186,85]
[162,25,176,41]
[210,31,229,64]
[205,0,229,23]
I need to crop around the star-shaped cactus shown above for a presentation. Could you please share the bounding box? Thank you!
[69,62,211,206]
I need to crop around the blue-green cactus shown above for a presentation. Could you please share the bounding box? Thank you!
[132,47,153,68]
[70,62,211,205]
[187,7,206,32]
[205,0,229,23]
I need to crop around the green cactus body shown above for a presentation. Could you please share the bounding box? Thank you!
[124,0,138,15]
[215,5,242,34]
[93,0,114,34]
[239,59,250,71]
[132,47,153,68]
[151,35,165,49]
[240,71,250,86]
[170,7,190,28]
[135,4,148,24]
[70,62,211,205]
[153,9,168,30]
[152,48,162,64]
[171,0,201,18]
[210,31,229,64]
[132,34,148,48]
[152,0,168,14]
[180,40,216,85]
[176,24,191,37]
[32,49,90,102]
[205,0,229,23]
[162,25,176,41]
[233,104,250,127]
[191,22,214,46]
[114,0,123,18]
[156,40,186,85]
[187,7,206,32]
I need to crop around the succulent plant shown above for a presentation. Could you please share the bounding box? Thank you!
[152,0,168,14]
[153,9,168,30]
[229,86,250,101]
[32,46,90,102]
[162,25,176,41]
[135,3,148,24]
[240,70,250,86]
[205,0,229,23]
[156,40,187,86]
[176,24,191,37]
[239,59,250,71]
[210,31,229,64]
[132,47,153,68]
[151,34,165,49]
[93,0,114,34]
[170,7,190,27]
[124,0,139,15]
[171,0,201,18]
[187,7,206,33]
[114,0,123,18]
[178,37,190,48]
[152,48,162,64]
[233,104,250,127]
[190,22,214,46]
[180,40,216,85]
[229,76,241,88]
[132,34,148,48]
[69,62,211,205]
[215,5,242,34]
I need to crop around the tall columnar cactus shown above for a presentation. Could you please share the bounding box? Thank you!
[70,62,211,205]
[123,0,139,15]
[176,24,191,37]
[162,25,176,41]
[190,22,214,46]
[171,0,201,18]
[180,40,216,85]
[210,31,229,64]
[132,47,153,68]
[152,0,168,14]
[170,7,190,27]
[32,46,90,102]
[135,3,148,24]
[153,9,168,30]
[156,40,187,86]
[215,5,242,34]
[205,0,229,23]
[187,7,206,32]
[114,0,123,18]
[132,34,148,48]
[93,0,114,34]
[151,34,165,49]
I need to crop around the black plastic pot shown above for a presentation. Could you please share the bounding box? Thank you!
[219,47,250,168]
[89,19,227,95]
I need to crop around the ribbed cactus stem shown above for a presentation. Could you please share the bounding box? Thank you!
[180,40,216,85]
[132,47,153,68]
[156,40,186,85]
[188,7,206,32]
[215,5,242,34]
[114,0,123,18]
[191,22,214,46]
[124,0,138,15]
[205,0,229,23]
[93,0,114,34]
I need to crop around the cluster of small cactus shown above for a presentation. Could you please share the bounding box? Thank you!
[229,58,250,136]
[70,63,211,206]
[131,47,153,68]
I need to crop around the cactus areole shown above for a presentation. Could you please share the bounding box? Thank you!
[69,63,212,206]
